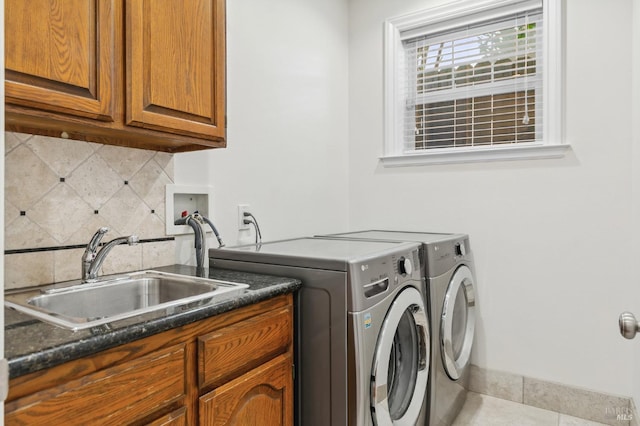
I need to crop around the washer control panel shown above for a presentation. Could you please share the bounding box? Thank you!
[348,244,422,312]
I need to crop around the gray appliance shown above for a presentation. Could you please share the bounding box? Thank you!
[209,237,430,426]
[320,231,477,426]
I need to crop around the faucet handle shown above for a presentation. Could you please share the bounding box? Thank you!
[87,227,109,252]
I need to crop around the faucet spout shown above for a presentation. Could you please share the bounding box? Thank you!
[82,228,139,282]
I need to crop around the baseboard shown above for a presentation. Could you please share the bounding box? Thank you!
[469,364,633,426]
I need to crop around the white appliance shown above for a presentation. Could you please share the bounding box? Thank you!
[209,237,430,426]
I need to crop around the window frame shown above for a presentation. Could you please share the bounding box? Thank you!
[381,0,569,167]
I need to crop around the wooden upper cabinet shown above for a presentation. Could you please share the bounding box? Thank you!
[126,0,226,140]
[5,0,226,152]
[5,0,116,121]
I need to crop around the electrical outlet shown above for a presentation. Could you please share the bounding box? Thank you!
[238,204,250,230]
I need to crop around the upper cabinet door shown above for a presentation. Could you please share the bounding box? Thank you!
[5,0,117,121]
[126,0,226,142]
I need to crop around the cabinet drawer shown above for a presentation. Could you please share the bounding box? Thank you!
[146,407,187,426]
[6,344,187,425]
[198,305,292,390]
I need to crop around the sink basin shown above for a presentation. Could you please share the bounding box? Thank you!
[5,271,249,331]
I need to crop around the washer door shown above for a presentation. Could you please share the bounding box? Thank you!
[441,265,476,380]
[371,287,429,425]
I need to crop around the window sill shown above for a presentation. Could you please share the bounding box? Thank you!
[379,143,571,167]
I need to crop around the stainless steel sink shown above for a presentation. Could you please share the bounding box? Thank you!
[5,271,249,331]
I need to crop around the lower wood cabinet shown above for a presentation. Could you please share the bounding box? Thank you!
[5,294,293,426]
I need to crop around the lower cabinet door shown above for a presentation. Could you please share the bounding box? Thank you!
[199,353,293,426]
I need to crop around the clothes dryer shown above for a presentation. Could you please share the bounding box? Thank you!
[320,231,477,426]
[209,237,430,426]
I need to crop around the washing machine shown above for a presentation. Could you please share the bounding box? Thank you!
[209,237,430,426]
[319,231,477,426]
[350,248,430,426]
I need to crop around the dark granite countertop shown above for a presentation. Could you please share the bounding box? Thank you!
[5,265,301,379]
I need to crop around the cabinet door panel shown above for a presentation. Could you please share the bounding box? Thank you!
[199,354,293,426]
[127,0,226,141]
[5,0,116,121]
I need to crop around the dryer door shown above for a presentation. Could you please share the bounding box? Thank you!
[441,265,476,380]
[371,287,429,426]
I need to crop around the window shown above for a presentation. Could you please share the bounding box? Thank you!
[382,0,568,166]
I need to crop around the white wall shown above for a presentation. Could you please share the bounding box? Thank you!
[632,0,640,407]
[175,0,350,262]
[174,0,638,398]
[348,0,636,397]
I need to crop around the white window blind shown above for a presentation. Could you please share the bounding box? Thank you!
[382,0,567,166]
[402,8,543,152]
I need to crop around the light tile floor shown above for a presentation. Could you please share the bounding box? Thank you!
[452,393,610,426]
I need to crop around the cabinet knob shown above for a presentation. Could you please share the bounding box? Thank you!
[619,312,640,339]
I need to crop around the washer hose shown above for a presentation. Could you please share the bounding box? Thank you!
[200,214,225,248]
[175,215,206,269]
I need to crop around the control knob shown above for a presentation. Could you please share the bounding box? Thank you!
[398,257,413,276]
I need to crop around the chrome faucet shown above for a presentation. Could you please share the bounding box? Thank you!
[82,227,139,282]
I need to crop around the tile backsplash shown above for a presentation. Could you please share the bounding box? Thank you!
[4,132,176,289]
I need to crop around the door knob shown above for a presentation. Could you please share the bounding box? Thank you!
[619,312,640,339]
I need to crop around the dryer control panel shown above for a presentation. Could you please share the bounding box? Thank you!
[425,236,472,278]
